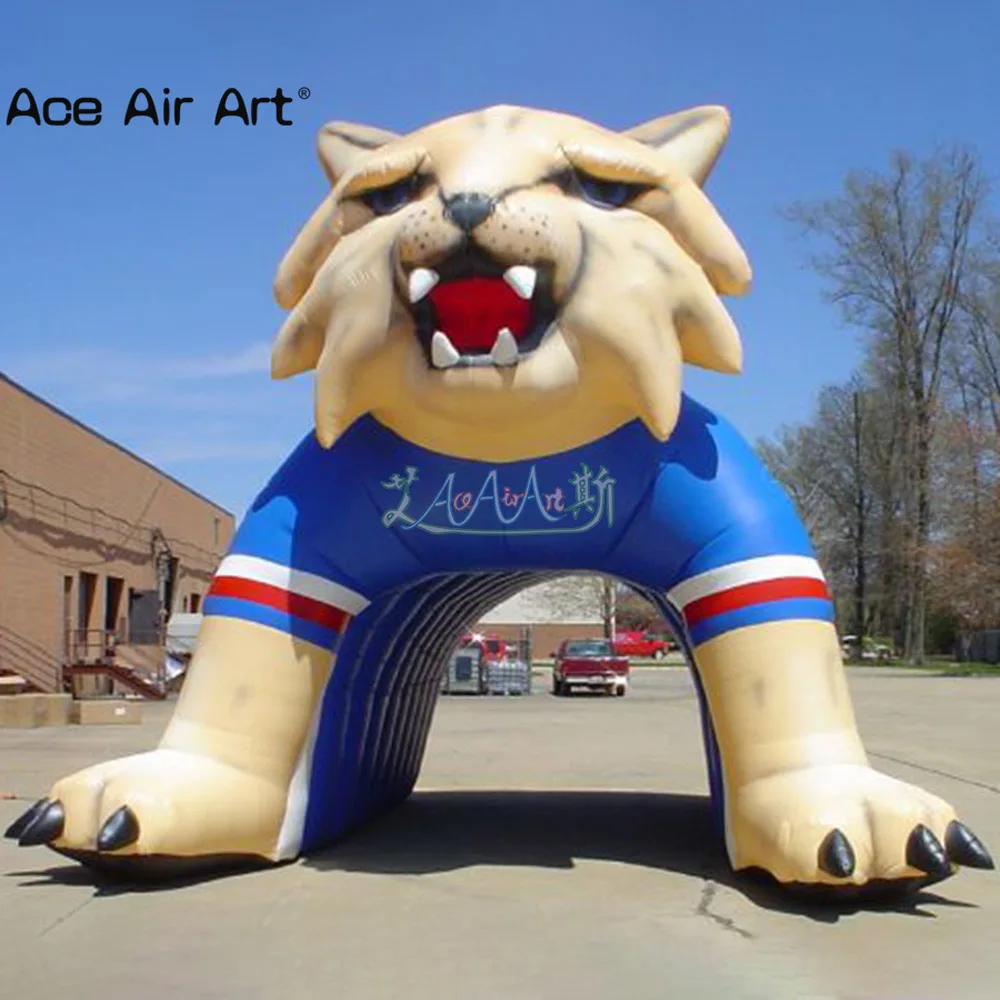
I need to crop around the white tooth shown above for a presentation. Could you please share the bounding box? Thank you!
[503,265,536,300]
[431,331,460,369]
[490,328,519,367]
[409,268,439,303]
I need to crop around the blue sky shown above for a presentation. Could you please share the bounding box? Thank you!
[2,0,997,517]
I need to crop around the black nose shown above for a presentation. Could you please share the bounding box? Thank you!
[444,192,494,232]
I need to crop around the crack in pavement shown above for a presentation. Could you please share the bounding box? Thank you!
[695,881,754,939]
[869,751,1000,794]
[39,896,93,937]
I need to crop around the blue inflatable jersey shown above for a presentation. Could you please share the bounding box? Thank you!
[205,394,834,651]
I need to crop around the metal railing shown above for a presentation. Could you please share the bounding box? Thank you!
[66,628,117,666]
[0,627,62,693]
[0,626,169,696]
[67,627,163,663]
[65,627,167,696]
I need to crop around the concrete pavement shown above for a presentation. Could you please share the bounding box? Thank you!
[2,668,999,999]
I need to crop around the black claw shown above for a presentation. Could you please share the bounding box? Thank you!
[4,798,49,840]
[944,820,995,870]
[906,824,952,875]
[18,800,65,847]
[818,828,856,878]
[97,806,140,852]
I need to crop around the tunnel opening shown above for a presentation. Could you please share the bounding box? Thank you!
[296,570,724,855]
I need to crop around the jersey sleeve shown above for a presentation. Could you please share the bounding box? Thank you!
[667,542,834,648]
[652,400,836,648]
[203,433,372,652]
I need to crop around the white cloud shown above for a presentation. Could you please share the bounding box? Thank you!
[2,341,313,513]
[158,343,273,379]
[41,380,298,414]
[4,342,272,390]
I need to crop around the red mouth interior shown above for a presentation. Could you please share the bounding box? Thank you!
[428,277,533,352]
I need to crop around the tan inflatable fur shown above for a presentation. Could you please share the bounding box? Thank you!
[7,103,993,898]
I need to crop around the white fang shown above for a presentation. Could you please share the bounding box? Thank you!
[431,331,460,368]
[409,268,439,303]
[490,328,519,366]
[503,265,536,300]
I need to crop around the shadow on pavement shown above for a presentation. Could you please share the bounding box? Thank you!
[5,857,272,896]
[307,789,978,923]
[6,789,981,921]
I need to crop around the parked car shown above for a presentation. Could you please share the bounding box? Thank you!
[840,635,894,662]
[612,630,675,659]
[552,638,630,697]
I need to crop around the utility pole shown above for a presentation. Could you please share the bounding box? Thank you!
[852,390,867,657]
[599,577,617,640]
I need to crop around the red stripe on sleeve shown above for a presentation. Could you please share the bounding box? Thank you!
[208,576,352,633]
[683,577,831,626]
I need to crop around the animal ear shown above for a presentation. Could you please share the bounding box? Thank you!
[317,121,401,185]
[272,121,400,310]
[624,106,731,186]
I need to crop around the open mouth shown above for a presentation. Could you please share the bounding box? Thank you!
[406,249,558,369]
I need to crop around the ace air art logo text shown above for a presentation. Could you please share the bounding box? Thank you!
[381,463,617,536]
[4,86,312,127]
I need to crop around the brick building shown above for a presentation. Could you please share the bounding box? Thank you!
[0,374,234,695]
[474,575,608,658]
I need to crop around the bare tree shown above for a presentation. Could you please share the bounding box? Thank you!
[577,576,632,637]
[957,255,1000,435]
[615,588,661,631]
[759,378,899,648]
[929,406,1000,630]
[784,147,990,663]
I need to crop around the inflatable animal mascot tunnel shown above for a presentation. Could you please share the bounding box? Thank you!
[8,103,993,897]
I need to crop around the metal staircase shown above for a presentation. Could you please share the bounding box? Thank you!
[0,628,60,693]
[62,629,167,700]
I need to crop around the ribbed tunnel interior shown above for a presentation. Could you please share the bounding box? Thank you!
[301,569,562,849]
[300,572,726,851]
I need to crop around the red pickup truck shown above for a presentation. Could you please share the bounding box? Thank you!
[612,631,674,660]
[552,638,630,697]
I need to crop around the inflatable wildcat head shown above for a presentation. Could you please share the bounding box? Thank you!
[271,104,752,460]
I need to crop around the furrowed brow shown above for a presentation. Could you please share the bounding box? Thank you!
[559,143,669,187]
[338,149,430,199]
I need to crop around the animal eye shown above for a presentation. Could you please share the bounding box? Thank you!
[361,175,421,215]
[574,171,645,209]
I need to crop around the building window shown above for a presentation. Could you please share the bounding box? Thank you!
[105,576,124,640]
[62,576,73,662]
[78,571,97,659]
